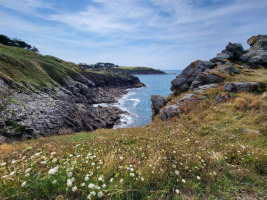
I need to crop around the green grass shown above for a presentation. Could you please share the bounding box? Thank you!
[0,44,129,91]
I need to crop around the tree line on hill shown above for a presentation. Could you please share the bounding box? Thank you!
[78,62,119,70]
[0,34,39,52]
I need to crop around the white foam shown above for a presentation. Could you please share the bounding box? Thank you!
[92,103,109,108]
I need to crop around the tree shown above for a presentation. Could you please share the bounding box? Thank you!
[31,46,39,53]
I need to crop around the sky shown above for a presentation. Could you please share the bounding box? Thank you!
[0,0,266,70]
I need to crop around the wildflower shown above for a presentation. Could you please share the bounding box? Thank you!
[72,186,77,192]
[182,179,186,183]
[149,164,152,167]
[21,181,26,187]
[175,170,179,175]
[35,152,41,156]
[98,176,103,181]
[90,191,96,196]
[98,191,103,198]
[48,167,58,175]
[92,162,95,166]
[119,156,123,160]
[81,183,85,187]
[67,179,73,187]
[25,168,31,173]
[110,178,114,182]
[88,183,95,188]
[52,158,57,163]
[175,189,180,194]
[67,172,73,177]
[51,152,56,156]
[197,176,201,180]
[172,164,176,169]
[11,160,16,164]
[130,168,134,171]
[41,161,47,164]
[119,179,124,184]
[1,162,6,166]
[141,177,144,181]
[10,171,16,176]
[25,173,30,177]
[52,180,57,184]
[130,173,135,177]
[180,163,183,165]
[2,175,8,179]
[85,176,89,181]
[102,184,106,188]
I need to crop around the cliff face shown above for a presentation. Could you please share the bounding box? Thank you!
[0,45,145,143]
[152,34,267,121]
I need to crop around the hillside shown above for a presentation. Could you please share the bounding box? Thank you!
[0,44,145,143]
[0,35,267,199]
[115,66,166,75]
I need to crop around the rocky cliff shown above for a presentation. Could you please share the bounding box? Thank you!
[0,44,145,143]
[152,34,267,121]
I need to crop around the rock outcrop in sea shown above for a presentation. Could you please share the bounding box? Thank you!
[152,34,267,121]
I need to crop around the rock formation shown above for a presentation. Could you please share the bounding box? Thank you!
[152,34,267,121]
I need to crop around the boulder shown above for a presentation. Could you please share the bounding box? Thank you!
[171,60,215,93]
[177,93,196,105]
[215,92,233,103]
[190,71,224,90]
[239,35,267,68]
[224,82,260,93]
[159,105,180,121]
[193,84,219,94]
[151,95,168,120]
[215,61,240,74]
[211,43,244,62]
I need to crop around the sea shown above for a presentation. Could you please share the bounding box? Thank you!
[114,70,182,128]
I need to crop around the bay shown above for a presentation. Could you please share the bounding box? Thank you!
[114,70,182,128]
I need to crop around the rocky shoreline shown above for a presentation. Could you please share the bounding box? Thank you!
[0,71,145,144]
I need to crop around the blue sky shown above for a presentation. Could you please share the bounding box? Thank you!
[0,0,266,70]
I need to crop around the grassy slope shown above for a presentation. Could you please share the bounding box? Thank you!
[117,66,165,74]
[0,64,267,199]
[0,44,128,90]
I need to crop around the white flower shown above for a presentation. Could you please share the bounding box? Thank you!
[67,172,73,177]
[130,173,135,177]
[72,186,77,192]
[92,162,95,166]
[25,173,30,177]
[175,189,180,194]
[85,176,89,181]
[48,167,58,175]
[1,162,6,166]
[81,183,85,187]
[119,179,124,184]
[130,168,134,171]
[41,161,47,164]
[35,152,41,156]
[98,191,103,198]
[67,180,73,187]
[98,176,103,181]
[52,158,57,163]
[52,180,57,184]
[88,183,95,188]
[149,164,152,167]
[11,160,16,164]
[110,178,114,182]
[90,191,96,196]
[141,177,144,181]
[197,176,201,180]
[10,171,16,176]
[175,170,179,175]
[119,156,123,160]
[21,181,26,187]
[25,168,31,173]
[51,152,56,156]
[172,164,176,169]
[102,184,106,188]
[182,179,186,183]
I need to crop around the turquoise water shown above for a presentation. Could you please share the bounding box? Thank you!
[114,70,181,128]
